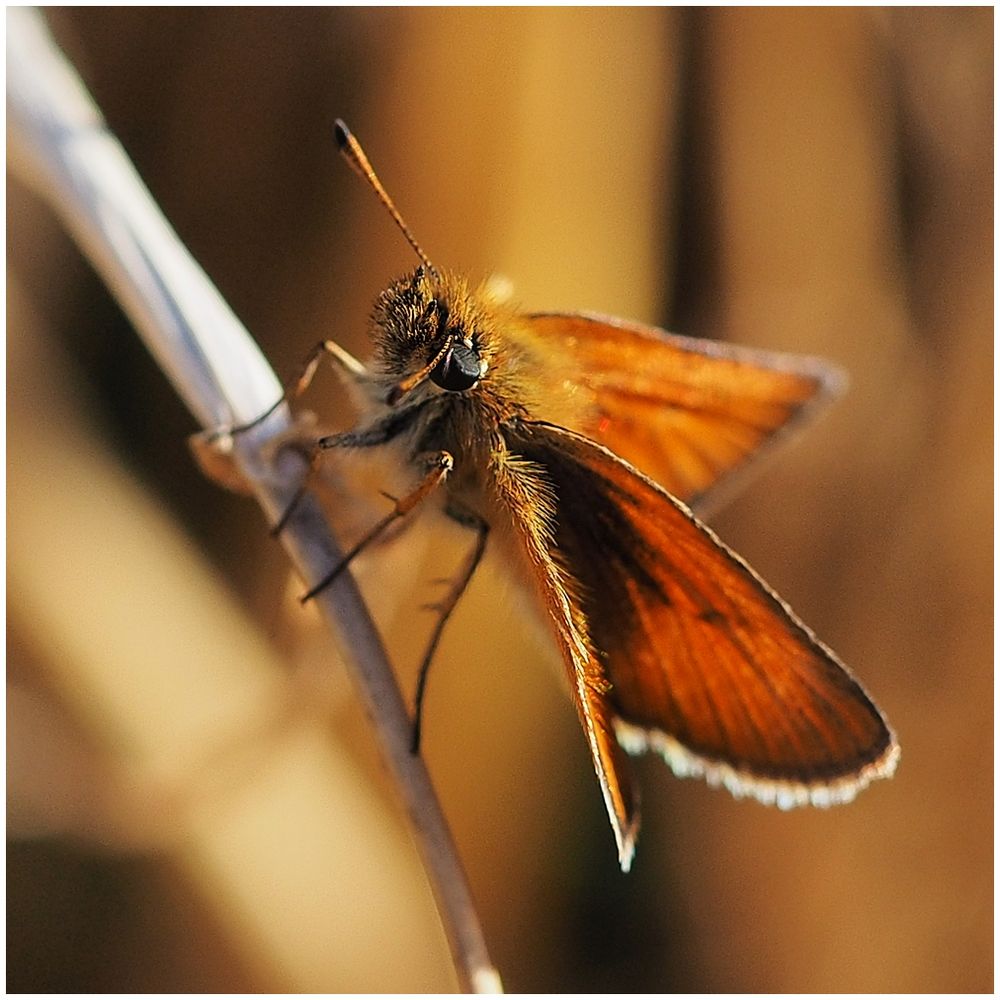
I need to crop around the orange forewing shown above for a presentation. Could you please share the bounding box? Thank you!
[504,420,898,852]
[519,313,842,514]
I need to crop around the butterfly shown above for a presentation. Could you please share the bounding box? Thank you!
[268,121,899,872]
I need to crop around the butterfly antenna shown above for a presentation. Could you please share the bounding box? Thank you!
[333,119,437,274]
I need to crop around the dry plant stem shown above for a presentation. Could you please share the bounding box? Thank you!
[6,8,502,994]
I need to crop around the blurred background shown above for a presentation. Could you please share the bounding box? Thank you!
[7,7,992,993]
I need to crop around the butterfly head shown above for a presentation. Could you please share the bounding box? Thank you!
[371,265,493,406]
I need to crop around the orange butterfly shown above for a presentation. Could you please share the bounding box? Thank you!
[274,122,899,871]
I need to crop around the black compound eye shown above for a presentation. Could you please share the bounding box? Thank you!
[429,341,481,392]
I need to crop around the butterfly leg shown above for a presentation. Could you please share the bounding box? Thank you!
[194,339,367,495]
[229,339,370,437]
[260,346,431,534]
[192,339,371,518]
[300,450,454,602]
[271,409,431,541]
[411,515,490,753]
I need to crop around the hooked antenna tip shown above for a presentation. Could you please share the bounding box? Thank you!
[331,117,437,275]
[332,118,350,151]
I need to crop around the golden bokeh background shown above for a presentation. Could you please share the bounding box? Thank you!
[7,8,992,993]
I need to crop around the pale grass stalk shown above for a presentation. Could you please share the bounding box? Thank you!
[6,8,501,993]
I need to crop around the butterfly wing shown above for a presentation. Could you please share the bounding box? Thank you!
[489,445,642,871]
[505,419,898,821]
[519,312,843,515]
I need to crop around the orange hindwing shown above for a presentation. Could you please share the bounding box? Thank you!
[501,420,898,864]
